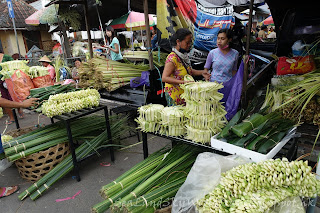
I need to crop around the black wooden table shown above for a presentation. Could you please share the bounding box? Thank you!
[141,131,298,161]
[141,131,229,159]
[50,105,114,181]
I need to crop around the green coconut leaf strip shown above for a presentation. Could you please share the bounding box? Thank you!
[113,152,193,206]
[125,177,186,213]
[101,156,164,198]
[92,173,150,213]
[99,149,167,194]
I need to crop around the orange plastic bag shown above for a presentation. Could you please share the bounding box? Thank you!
[32,75,54,88]
[277,55,315,75]
[5,70,35,102]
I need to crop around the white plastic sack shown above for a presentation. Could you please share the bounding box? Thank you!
[172,152,251,213]
[172,152,306,213]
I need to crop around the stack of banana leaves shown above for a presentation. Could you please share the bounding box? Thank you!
[216,102,295,154]
[78,57,149,92]
[122,50,168,67]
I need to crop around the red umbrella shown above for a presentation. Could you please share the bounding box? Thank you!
[263,16,274,25]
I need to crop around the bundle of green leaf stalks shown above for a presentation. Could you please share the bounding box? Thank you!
[216,109,294,154]
[123,50,168,67]
[262,70,320,126]
[92,144,203,213]
[78,57,149,92]
[18,115,128,201]
[3,116,109,162]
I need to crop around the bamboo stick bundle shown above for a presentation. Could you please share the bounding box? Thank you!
[18,116,128,201]
[3,116,107,161]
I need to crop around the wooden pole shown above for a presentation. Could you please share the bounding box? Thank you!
[242,0,254,106]
[59,22,72,59]
[143,0,154,70]
[83,0,93,59]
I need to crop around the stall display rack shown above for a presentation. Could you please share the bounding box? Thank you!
[141,131,298,161]
[50,105,114,182]
[141,132,228,159]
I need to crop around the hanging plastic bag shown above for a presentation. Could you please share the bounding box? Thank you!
[130,71,150,88]
[5,70,35,102]
[172,152,251,213]
[219,61,244,120]
[32,74,54,88]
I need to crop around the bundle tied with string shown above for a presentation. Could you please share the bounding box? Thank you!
[78,57,149,92]
[92,144,202,213]
[231,113,267,138]
[181,79,227,144]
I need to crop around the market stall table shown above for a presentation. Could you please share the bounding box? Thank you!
[142,131,228,159]
[141,131,298,161]
[49,105,114,181]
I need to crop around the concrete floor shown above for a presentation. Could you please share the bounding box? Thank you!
[0,104,171,213]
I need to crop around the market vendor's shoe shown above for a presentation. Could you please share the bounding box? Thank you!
[5,120,15,125]
[0,186,19,198]
[18,110,24,119]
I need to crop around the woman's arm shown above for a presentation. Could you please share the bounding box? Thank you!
[0,98,38,108]
[108,43,120,54]
[162,62,184,85]
[192,69,211,81]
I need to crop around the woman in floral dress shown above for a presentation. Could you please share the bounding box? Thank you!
[162,28,210,106]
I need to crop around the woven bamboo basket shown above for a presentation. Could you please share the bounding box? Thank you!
[6,126,70,182]
[14,143,70,182]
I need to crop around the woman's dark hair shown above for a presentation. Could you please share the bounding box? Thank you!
[106,26,117,43]
[217,28,233,39]
[170,28,192,47]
